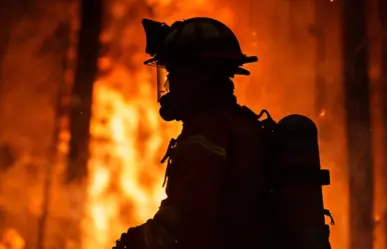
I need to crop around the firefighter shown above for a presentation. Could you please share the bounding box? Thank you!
[114,17,264,249]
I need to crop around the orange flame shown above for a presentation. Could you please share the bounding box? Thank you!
[81,1,350,249]
[84,1,238,249]
[0,229,25,249]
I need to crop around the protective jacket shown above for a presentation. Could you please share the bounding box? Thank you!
[116,105,265,249]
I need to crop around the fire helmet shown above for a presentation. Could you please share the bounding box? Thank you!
[142,17,258,75]
[142,17,258,102]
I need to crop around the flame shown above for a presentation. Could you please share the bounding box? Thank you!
[84,1,237,249]
[85,65,177,247]
[3,1,385,249]
[82,0,351,248]
[0,229,25,249]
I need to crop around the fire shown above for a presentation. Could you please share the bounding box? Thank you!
[0,229,25,249]
[0,1,369,249]
[82,0,353,248]
[84,1,237,249]
[86,76,169,247]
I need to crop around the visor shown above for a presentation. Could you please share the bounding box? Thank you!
[153,65,168,102]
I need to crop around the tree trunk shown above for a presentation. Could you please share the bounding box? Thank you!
[341,1,374,249]
[379,0,387,242]
[67,0,102,182]
[0,1,18,136]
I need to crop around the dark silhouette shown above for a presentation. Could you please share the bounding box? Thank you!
[113,17,332,249]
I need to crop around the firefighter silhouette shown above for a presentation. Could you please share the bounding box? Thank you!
[114,17,333,249]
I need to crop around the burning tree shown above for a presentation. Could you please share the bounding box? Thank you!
[67,0,102,183]
[0,1,80,249]
[380,0,387,246]
[341,0,374,249]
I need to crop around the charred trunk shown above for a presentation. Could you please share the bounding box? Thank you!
[379,0,387,238]
[67,0,102,182]
[341,1,374,249]
[0,1,21,136]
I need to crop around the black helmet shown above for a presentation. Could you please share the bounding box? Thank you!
[142,17,258,76]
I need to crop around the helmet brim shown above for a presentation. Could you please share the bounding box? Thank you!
[144,54,258,75]
[235,67,251,75]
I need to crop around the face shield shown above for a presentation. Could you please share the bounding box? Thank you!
[142,18,174,102]
[156,66,169,102]
[147,62,169,102]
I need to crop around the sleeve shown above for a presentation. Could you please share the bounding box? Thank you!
[116,120,229,249]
